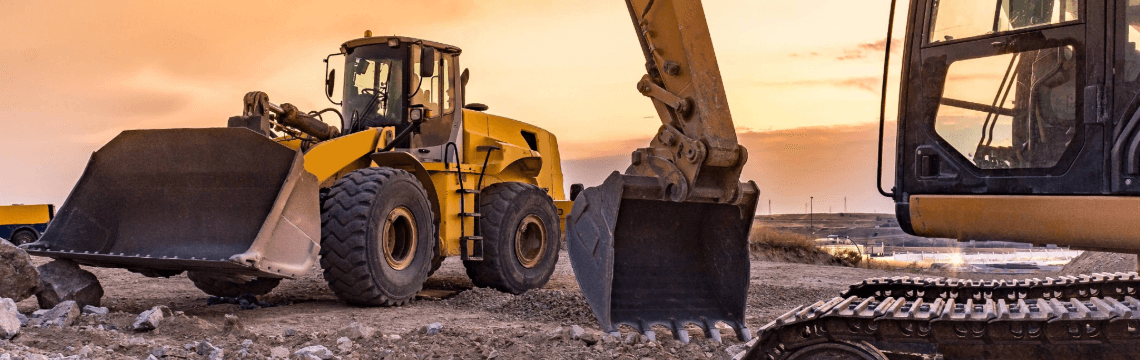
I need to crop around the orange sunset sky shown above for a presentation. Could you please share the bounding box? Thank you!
[0,0,908,214]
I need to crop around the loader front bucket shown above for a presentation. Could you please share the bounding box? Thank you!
[26,128,320,279]
[566,172,758,343]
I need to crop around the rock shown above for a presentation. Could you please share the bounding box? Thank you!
[146,355,158,360]
[32,309,48,318]
[725,344,748,358]
[600,332,620,346]
[295,345,333,360]
[78,345,93,358]
[579,329,601,345]
[624,332,644,345]
[337,322,375,340]
[242,339,253,348]
[42,300,80,328]
[26,355,48,360]
[0,238,39,301]
[35,259,103,309]
[425,322,442,335]
[16,312,27,326]
[81,305,108,316]
[547,326,566,341]
[150,346,166,358]
[284,327,297,336]
[388,334,401,341]
[0,298,19,338]
[569,325,585,340]
[197,340,223,359]
[224,314,244,334]
[336,337,353,352]
[269,346,290,358]
[132,306,170,331]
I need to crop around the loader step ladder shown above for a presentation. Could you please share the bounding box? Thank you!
[457,188,484,261]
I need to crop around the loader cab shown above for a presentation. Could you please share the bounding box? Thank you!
[337,35,463,163]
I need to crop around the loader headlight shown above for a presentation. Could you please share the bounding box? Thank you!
[409,107,424,122]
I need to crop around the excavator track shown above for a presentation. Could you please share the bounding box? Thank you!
[741,294,1140,360]
[844,272,1140,302]
[739,273,1140,360]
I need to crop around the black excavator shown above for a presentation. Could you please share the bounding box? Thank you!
[739,0,1140,359]
[565,0,1140,359]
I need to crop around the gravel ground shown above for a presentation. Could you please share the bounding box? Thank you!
[2,251,921,359]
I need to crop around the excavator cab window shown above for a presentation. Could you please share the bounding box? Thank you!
[926,0,1083,170]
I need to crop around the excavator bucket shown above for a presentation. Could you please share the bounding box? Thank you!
[567,172,757,342]
[25,128,321,279]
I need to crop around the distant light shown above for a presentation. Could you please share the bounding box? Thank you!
[388,38,400,48]
[364,30,373,37]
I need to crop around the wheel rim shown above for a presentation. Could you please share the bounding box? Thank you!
[514,214,547,269]
[12,232,34,245]
[382,206,417,271]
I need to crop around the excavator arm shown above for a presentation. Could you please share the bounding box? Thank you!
[566,0,759,344]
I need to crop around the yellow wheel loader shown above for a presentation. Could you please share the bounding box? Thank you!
[28,34,571,305]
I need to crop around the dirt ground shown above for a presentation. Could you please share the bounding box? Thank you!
[1,252,956,359]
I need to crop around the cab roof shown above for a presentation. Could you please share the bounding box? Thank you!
[341,35,462,55]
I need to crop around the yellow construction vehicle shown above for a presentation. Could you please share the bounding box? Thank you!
[0,204,54,245]
[28,34,570,304]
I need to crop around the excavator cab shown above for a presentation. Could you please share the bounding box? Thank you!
[887,0,1140,250]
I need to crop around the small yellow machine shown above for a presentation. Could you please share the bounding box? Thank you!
[29,34,570,305]
[0,204,54,245]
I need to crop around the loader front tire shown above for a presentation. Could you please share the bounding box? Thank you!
[463,182,560,294]
[320,167,435,306]
[187,272,281,297]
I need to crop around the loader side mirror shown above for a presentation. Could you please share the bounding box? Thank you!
[461,68,470,87]
[420,47,436,78]
[325,69,337,98]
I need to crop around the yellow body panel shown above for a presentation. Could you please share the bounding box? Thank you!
[302,128,381,184]
[910,195,1140,252]
[0,205,52,226]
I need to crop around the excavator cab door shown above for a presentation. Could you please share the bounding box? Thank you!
[892,0,1113,242]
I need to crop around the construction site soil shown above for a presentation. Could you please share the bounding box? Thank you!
[3,250,927,360]
[10,248,1128,360]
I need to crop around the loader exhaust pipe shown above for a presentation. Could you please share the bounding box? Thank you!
[567,172,758,343]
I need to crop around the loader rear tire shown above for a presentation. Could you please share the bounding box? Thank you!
[186,272,281,297]
[463,182,560,294]
[320,167,435,306]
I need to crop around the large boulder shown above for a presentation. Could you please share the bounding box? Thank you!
[0,239,40,301]
[36,259,103,309]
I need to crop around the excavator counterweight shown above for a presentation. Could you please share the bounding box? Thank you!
[567,0,759,342]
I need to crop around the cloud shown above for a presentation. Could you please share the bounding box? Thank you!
[752,76,882,93]
[791,38,903,60]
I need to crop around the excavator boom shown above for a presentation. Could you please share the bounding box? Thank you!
[566,0,759,342]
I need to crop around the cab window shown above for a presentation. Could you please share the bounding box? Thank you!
[930,0,1079,43]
